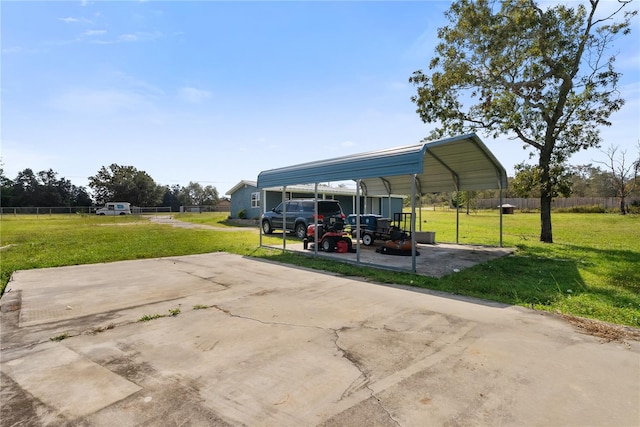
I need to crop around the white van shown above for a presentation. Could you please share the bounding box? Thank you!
[96,202,132,216]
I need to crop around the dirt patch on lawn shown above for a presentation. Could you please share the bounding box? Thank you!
[148,216,256,232]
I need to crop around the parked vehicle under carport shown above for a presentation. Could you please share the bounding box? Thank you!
[261,199,345,239]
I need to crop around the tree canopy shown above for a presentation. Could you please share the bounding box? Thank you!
[510,162,573,199]
[410,0,636,242]
[1,168,92,207]
[161,182,220,211]
[1,164,223,209]
[88,164,164,206]
[180,181,220,206]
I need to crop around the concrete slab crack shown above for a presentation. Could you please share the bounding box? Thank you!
[376,396,402,427]
[330,327,371,398]
[332,327,403,426]
[208,304,403,426]
[210,304,325,331]
[182,271,230,288]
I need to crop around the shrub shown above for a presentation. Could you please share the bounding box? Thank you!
[556,205,607,214]
[238,209,247,219]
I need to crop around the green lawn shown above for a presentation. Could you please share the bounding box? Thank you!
[1,210,638,328]
[421,210,640,328]
[0,213,275,288]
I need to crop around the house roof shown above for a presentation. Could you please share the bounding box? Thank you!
[225,180,257,196]
[257,133,508,195]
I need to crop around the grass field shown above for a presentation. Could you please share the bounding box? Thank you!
[1,210,638,328]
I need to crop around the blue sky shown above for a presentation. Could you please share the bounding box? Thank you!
[2,1,639,195]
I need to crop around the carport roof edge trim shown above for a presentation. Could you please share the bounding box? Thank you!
[257,133,508,193]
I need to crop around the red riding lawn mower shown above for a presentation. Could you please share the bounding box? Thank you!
[305,220,354,253]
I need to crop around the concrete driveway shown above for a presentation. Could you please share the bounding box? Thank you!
[1,253,638,426]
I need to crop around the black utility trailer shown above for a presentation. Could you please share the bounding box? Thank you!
[348,212,413,246]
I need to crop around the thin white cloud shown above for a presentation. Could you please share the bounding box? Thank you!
[49,88,150,115]
[118,34,140,42]
[76,31,163,45]
[2,46,25,54]
[81,29,107,37]
[119,34,138,42]
[59,16,92,25]
[177,87,211,104]
[118,32,162,43]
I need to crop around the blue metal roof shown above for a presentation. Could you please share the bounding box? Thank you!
[257,133,508,195]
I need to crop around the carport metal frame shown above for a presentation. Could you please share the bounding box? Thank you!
[257,133,508,274]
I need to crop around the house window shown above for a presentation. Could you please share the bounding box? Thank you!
[251,192,260,208]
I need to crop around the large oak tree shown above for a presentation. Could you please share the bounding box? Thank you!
[88,164,164,206]
[410,0,636,242]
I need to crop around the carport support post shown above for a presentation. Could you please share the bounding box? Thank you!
[456,191,460,244]
[411,174,417,273]
[314,183,319,255]
[259,189,264,247]
[356,179,361,265]
[499,184,504,247]
[282,186,287,251]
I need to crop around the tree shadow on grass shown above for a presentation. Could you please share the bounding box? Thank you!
[458,244,640,326]
[524,243,640,292]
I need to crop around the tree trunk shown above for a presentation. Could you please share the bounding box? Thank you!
[540,193,553,243]
[620,196,626,215]
[539,148,554,243]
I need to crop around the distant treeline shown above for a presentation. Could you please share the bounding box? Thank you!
[0,164,220,212]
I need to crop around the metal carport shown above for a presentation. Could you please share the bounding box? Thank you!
[257,133,508,273]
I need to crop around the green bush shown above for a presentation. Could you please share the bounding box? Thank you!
[556,205,607,214]
[238,209,247,219]
[627,205,640,214]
